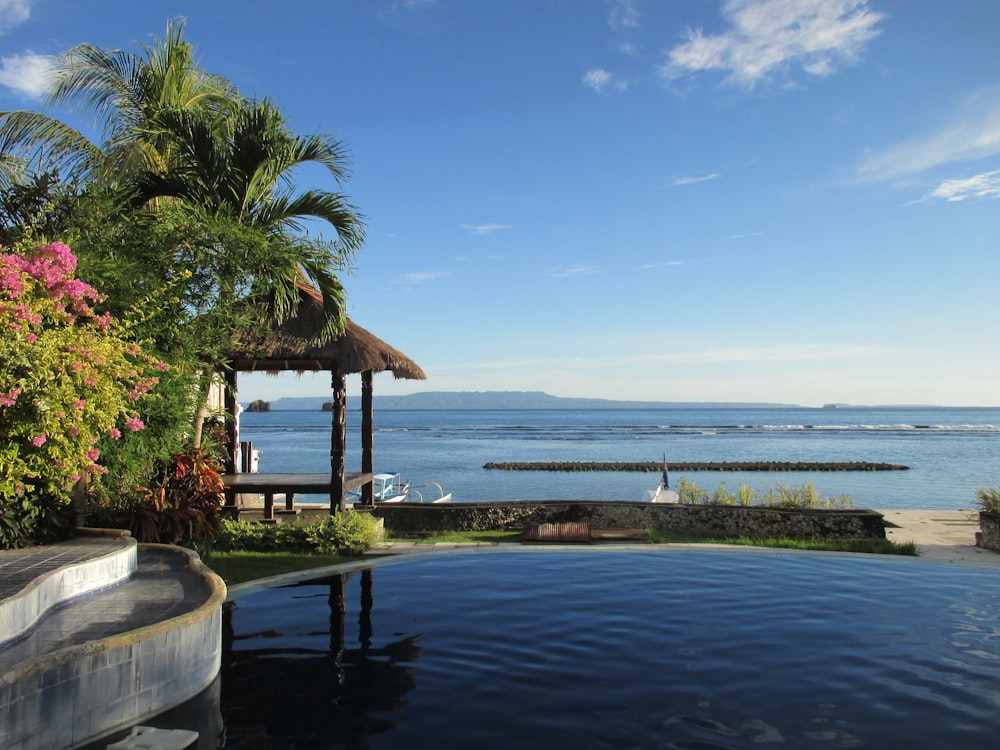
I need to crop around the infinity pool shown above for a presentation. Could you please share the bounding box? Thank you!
[220,549,1000,749]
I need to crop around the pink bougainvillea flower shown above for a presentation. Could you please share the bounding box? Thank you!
[31,434,46,447]
[125,416,144,432]
[86,448,100,461]
[0,388,21,407]
[109,427,122,439]
[75,399,86,410]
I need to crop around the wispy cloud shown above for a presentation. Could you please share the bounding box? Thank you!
[920,168,1000,203]
[855,86,1000,182]
[673,172,720,186]
[636,260,692,270]
[608,0,640,31]
[730,231,764,239]
[582,68,628,94]
[0,0,31,35]
[453,344,891,371]
[461,223,511,236]
[0,52,53,98]
[659,0,884,89]
[397,270,448,285]
[547,265,599,278]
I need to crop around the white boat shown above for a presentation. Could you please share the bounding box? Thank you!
[643,456,679,503]
[646,482,680,503]
[350,473,452,505]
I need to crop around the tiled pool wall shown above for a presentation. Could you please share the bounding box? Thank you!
[0,532,137,649]
[0,545,226,750]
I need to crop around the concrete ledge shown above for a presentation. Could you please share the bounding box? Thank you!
[374,500,887,541]
[0,545,227,750]
[0,530,136,650]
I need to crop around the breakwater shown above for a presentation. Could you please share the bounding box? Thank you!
[483,461,909,472]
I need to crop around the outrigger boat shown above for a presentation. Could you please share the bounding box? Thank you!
[349,473,452,506]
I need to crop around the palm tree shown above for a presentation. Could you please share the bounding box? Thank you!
[0,17,236,185]
[134,98,365,340]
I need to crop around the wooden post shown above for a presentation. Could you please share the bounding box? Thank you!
[331,371,347,513]
[224,367,239,474]
[361,370,374,506]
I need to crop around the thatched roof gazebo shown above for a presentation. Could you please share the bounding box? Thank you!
[220,282,426,514]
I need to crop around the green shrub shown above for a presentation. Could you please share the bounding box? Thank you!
[214,511,380,556]
[977,487,1000,514]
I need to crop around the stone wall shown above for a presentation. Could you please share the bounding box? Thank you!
[373,501,887,541]
[976,512,1000,552]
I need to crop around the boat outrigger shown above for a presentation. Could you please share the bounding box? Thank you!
[349,473,452,506]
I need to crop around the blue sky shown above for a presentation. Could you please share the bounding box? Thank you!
[3,0,998,406]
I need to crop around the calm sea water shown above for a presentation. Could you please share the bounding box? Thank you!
[221,549,1000,749]
[236,406,1000,510]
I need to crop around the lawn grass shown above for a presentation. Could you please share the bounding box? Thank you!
[203,551,348,585]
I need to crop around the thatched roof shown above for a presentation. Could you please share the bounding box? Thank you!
[226,282,426,379]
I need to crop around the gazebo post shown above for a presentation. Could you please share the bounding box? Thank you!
[361,371,374,506]
[224,367,239,474]
[330,371,347,513]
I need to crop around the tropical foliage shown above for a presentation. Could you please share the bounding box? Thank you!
[0,19,367,538]
[0,242,166,547]
[214,512,382,556]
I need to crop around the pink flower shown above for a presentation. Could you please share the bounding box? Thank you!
[31,434,46,447]
[25,333,37,343]
[125,416,144,432]
[75,399,86,410]
[0,388,20,407]
[109,428,122,439]
[86,448,100,461]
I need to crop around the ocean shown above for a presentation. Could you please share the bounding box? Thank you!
[236,405,1000,510]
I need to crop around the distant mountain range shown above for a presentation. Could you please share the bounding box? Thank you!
[258,391,798,411]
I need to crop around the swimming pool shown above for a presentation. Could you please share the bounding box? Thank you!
[221,548,1000,749]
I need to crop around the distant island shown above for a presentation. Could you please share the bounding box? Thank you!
[262,391,800,411]
[244,399,271,413]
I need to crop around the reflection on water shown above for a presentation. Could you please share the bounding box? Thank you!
[217,550,1000,749]
[222,570,422,746]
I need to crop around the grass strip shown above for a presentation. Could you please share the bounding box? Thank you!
[204,551,347,585]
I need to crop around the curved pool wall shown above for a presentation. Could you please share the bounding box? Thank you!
[0,530,137,649]
[0,544,226,750]
[222,547,1000,749]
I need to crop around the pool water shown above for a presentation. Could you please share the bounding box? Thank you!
[221,549,1000,749]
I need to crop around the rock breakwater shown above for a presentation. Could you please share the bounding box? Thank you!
[483,461,908,472]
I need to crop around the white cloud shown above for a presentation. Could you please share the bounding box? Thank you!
[582,68,627,94]
[636,260,691,270]
[921,169,1000,203]
[0,52,53,98]
[608,0,640,31]
[0,0,31,35]
[547,265,599,278]
[660,0,883,89]
[461,223,511,236]
[673,172,720,186]
[398,270,448,285]
[855,87,1000,182]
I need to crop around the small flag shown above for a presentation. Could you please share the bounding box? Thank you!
[661,454,669,490]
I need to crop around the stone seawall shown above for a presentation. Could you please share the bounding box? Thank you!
[976,512,1000,552]
[373,501,887,541]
